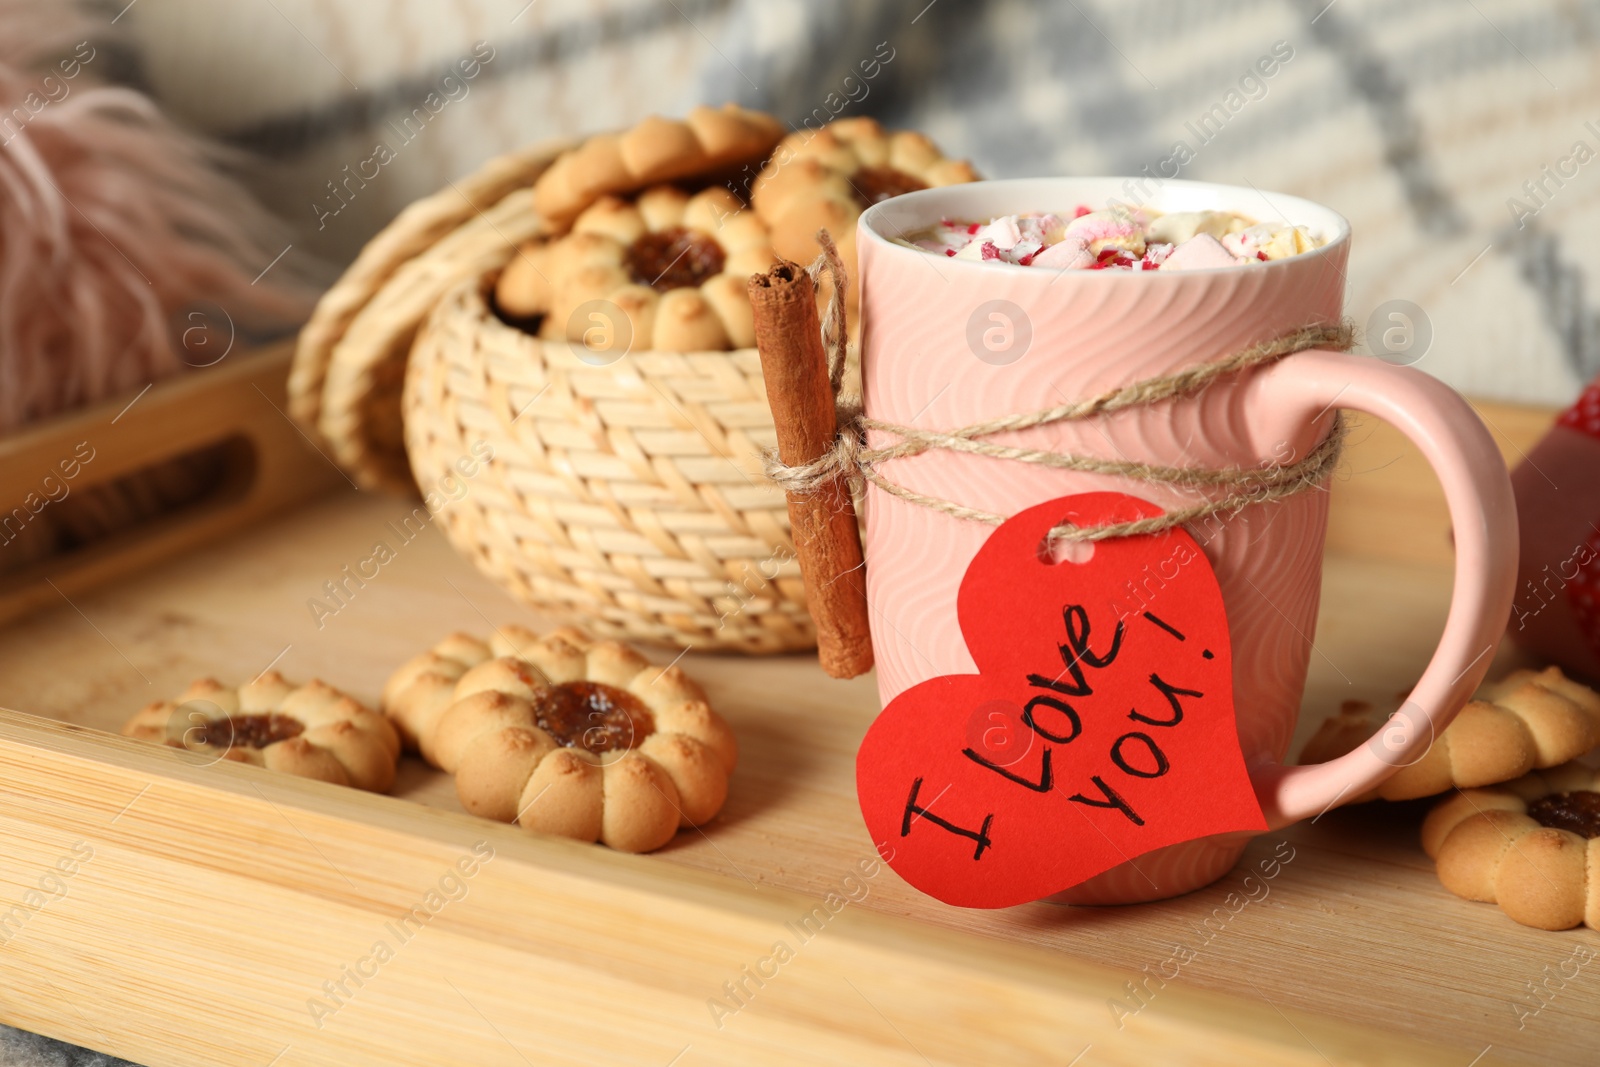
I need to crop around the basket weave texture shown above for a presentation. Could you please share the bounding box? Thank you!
[404,278,814,653]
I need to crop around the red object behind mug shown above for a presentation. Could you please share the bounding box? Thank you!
[1511,381,1600,682]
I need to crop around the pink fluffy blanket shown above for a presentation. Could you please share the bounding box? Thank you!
[0,1,312,434]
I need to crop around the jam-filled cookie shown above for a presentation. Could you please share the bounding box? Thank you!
[1423,762,1600,930]
[381,626,536,758]
[121,673,400,792]
[750,117,979,299]
[1299,667,1600,801]
[533,105,784,226]
[383,626,736,853]
[496,183,775,351]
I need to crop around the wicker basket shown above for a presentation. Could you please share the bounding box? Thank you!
[403,276,814,653]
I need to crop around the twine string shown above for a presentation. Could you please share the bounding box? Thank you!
[771,237,1353,543]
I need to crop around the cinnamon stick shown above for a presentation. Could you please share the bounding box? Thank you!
[748,261,873,679]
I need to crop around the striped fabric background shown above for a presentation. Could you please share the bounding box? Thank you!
[5,0,1600,1061]
[101,0,1600,409]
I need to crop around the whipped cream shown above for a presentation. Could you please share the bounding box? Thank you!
[901,205,1322,272]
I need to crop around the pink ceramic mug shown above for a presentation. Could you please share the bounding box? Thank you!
[855,178,1518,904]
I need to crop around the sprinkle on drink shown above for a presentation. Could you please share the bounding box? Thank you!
[899,206,1322,272]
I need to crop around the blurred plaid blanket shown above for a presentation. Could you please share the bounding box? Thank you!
[104,0,1600,409]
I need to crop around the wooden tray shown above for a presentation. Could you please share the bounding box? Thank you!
[0,343,348,626]
[0,399,1589,1067]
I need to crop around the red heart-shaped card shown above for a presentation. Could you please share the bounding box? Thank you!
[856,492,1267,908]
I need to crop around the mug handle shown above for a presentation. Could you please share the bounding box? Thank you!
[1244,349,1519,828]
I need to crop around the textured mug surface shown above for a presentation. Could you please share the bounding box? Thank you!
[856,178,1517,904]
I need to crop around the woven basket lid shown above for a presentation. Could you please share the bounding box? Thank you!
[288,140,566,448]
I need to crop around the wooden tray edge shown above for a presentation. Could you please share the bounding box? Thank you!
[0,707,1481,1067]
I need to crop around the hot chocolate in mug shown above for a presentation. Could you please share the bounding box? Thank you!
[853,178,1517,905]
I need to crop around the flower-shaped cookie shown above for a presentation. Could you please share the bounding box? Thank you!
[533,105,784,226]
[121,672,401,792]
[382,629,510,756]
[383,626,737,853]
[1299,666,1600,801]
[751,117,979,295]
[496,184,776,351]
[1423,762,1600,930]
